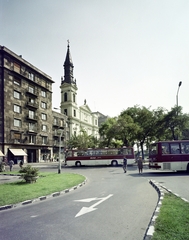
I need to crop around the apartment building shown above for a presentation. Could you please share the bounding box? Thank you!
[0,46,68,163]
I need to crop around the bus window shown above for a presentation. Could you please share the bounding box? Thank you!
[170,143,180,154]
[161,143,169,154]
[149,144,157,155]
[181,142,189,154]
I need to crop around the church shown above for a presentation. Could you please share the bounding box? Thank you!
[59,42,99,139]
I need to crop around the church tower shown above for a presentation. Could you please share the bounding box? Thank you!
[60,42,79,136]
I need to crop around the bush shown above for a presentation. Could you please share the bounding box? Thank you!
[0,161,6,172]
[19,165,39,183]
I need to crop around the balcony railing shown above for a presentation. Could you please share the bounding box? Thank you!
[26,101,38,109]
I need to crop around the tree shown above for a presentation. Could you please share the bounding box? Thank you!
[67,129,99,149]
[121,106,156,159]
[157,106,189,140]
[99,117,118,147]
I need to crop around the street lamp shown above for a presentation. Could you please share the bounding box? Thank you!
[54,107,63,174]
[176,81,182,108]
[176,81,182,140]
[58,129,64,174]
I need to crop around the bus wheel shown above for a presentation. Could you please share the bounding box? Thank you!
[75,161,81,167]
[111,160,118,167]
[186,163,189,173]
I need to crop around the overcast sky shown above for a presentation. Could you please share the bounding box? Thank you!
[1,0,189,117]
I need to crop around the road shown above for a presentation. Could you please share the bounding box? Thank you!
[0,163,188,240]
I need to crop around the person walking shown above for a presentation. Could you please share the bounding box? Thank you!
[123,156,127,173]
[9,159,14,171]
[137,157,143,174]
[19,160,24,169]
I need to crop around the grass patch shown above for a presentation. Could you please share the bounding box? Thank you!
[152,193,189,240]
[0,172,85,206]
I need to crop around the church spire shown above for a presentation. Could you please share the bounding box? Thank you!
[62,40,76,85]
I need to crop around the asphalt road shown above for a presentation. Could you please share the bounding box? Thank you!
[0,164,158,240]
[1,163,189,240]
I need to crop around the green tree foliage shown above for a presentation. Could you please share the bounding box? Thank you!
[121,106,156,158]
[99,117,118,147]
[156,106,189,140]
[67,129,98,149]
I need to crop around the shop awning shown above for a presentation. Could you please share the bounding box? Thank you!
[9,149,27,156]
[0,151,4,156]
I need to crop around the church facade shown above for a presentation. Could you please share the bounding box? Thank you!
[60,43,99,139]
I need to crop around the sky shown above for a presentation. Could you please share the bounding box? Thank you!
[1,0,189,117]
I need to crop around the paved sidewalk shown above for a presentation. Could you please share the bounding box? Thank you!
[0,174,21,184]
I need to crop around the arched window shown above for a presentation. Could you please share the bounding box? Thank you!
[64,92,67,102]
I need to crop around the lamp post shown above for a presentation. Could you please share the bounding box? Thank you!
[176,81,182,140]
[176,81,182,109]
[54,107,63,174]
[58,129,63,174]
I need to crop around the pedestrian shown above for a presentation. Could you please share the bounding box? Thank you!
[123,156,127,173]
[19,160,24,169]
[9,159,14,171]
[137,157,143,174]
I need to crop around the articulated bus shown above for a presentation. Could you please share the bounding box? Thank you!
[149,140,189,172]
[65,147,135,167]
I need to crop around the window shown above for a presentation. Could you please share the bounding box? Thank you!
[28,86,34,94]
[54,118,58,125]
[42,125,47,131]
[42,136,47,144]
[29,72,34,81]
[29,135,36,144]
[161,143,169,154]
[64,93,67,102]
[14,79,21,86]
[14,90,21,99]
[41,90,46,97]
[74,109,76,117]
[73,94,75,102]
[64,109,67,115]
[29,110,35,119]
[95,119,97,125]
[29,123,35,131]
[14,105,21,113]
[14,118,21,127]
[41,102,47,109]
[13,62,20,73]
[170,143,180,154]
[60,120,63,127]
[29,98,35,104]
[181,142,189,154]
[13,133,21,143]
[41,113,47,120]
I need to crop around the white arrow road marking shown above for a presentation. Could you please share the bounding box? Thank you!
[75,194,113,218]
[75,197,100,203]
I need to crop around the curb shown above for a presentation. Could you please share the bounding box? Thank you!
[143,180,164,240]
[143,180,189,240]
[0,179,87,211]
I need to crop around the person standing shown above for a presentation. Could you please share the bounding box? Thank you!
[9,159,14,171]
[137,157,143,174]
[123,157,127,173]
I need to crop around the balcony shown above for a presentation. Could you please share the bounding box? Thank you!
[26,89,38,98]
[26,115,38,122]
[26,101,38,109]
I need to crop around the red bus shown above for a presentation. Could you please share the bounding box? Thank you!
[149,140,189,172]
[65,147,135,167]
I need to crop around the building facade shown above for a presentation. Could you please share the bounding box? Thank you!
[60,43,99,139]
[0,46,68,163]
